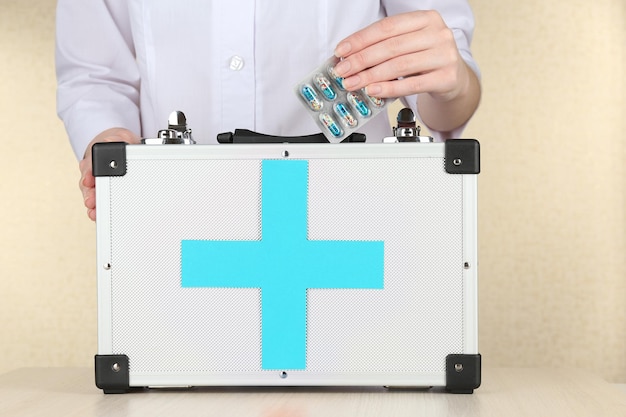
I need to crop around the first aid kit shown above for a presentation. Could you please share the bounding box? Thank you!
[93,110,481,394]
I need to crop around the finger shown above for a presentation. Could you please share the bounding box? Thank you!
[334,31,429,81]
[79,168,95,203]
[84,188,96,210]
[364,69,456,100]
[343,46,452,93]
[334,10,435,58]
[88,207,96,222]
[79,158,94,187]
[82,168,95,188]
[340,50,426,91]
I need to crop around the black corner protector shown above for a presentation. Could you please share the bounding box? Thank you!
[445,139,480,174]
[92,142,127,177]
[445,354,481,394]
[95,354,130,394]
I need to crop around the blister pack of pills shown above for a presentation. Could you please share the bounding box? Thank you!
[294,56,389,143]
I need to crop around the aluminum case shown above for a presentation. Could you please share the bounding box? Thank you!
[93,139,480,394]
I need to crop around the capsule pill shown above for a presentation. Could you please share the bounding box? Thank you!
[334,102,358,128]
[300,84,324,111]
[314,73,337,101]
[319,113,343,138]
[346,92,371,117]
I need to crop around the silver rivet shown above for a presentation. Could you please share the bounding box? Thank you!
[464,262,470,270]
[280,371,288,379]
[282,150,289,158]
[455,364,464,372]
[453,159,462,166]
[110,160,118,169]
[104,263,111,270]
[112,363,121,373]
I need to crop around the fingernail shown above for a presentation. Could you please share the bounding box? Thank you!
[333,60,350,77]
[366,85,382,96]
[334,42,351,58]
[342,75,360,90]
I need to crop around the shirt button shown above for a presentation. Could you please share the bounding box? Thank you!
[229,55,245,71]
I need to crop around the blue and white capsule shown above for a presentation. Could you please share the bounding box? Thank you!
[314,73,337,101]
[327,65,346,91]
[300,84,324,111]
[319,113,343,138]
[346,92,371,117]
[333,102,358,128]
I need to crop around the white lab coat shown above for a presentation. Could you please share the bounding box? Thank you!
[56,0,479,159]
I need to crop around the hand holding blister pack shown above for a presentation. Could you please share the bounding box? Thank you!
[295,56,390,142]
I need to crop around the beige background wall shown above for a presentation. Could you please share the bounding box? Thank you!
[1,0,624,382]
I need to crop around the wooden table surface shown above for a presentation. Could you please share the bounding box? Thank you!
[0,367,624,416]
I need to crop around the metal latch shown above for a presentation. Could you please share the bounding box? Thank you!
[142,111,196,145]
[383,108,433,143]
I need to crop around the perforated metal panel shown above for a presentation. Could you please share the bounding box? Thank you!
[95,143,478,387]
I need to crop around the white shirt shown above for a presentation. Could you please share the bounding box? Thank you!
[56,0,479,159]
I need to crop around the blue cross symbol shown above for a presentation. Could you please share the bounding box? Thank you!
[181,160,384,370]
